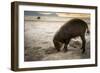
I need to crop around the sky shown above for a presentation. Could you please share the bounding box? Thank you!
[24,11,90,18]
[24,11,58,16]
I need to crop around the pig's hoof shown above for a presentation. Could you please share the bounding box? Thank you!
[82,49,85,54]
[63,49,68,52]
[56,50,60,52]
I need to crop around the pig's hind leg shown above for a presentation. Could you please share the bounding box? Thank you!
[80,34,86,53]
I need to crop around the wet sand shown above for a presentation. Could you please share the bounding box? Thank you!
[24,17,90,61]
